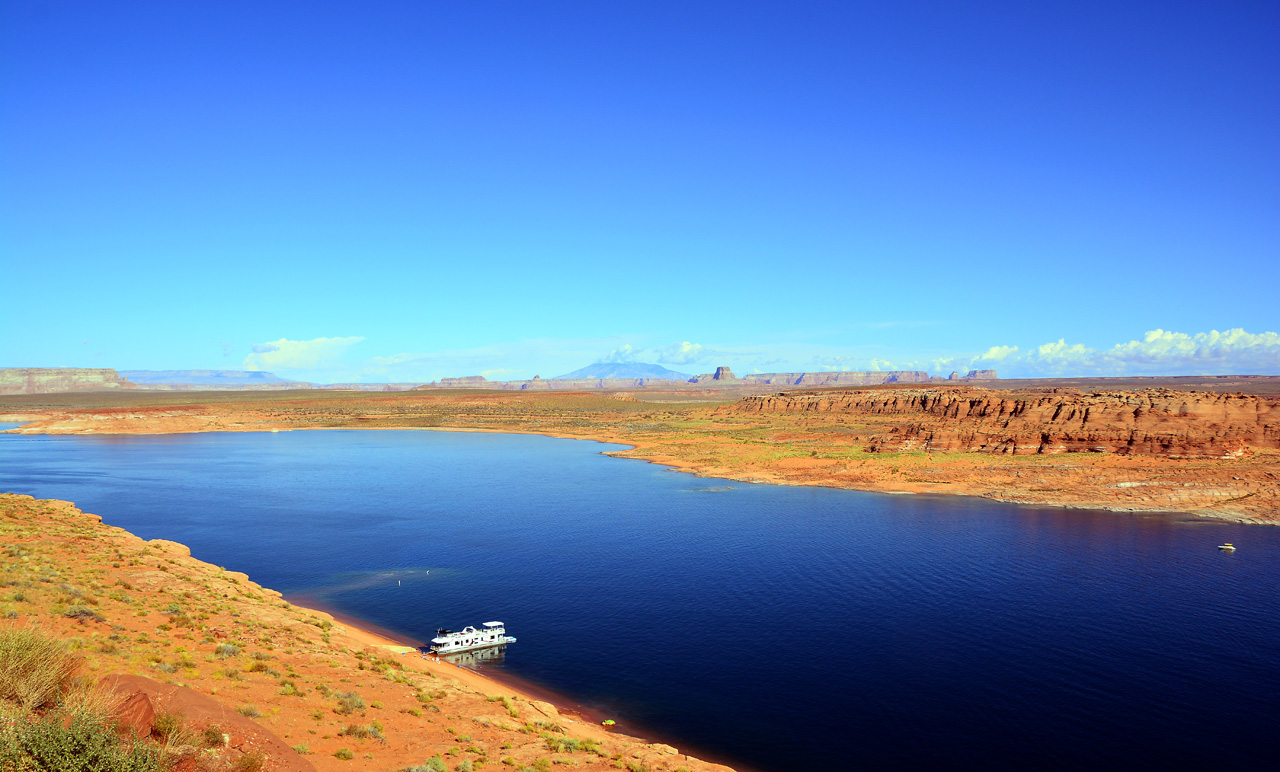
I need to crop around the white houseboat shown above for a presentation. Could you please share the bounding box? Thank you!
[430,622,516,654]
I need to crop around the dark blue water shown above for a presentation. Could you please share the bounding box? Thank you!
[2,429,1278,771]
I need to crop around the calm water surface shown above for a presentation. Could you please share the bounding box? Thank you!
[1,429,1278,771]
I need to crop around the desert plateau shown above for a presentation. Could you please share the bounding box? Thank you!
[3,377,1278,525]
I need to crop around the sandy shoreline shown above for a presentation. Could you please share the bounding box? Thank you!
[4,382,1278,528]
[2,492,738,771]
[288,593,746,769]
[285,593,594,719]
[6,412,1271,526]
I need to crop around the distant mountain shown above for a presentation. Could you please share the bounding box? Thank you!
[120,370,294,385]
[553,362,692,381]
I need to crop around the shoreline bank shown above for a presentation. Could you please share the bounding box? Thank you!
[284,592,748,769]
[0,493,737,772]
[4,414,1273,526]
[284,593,597,719]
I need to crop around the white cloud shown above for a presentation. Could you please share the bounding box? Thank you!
[655,341,708,364]
[243,336,365,372]
[811,354,925,372]
[599,340,729,367]
[231,328,1279,385]
[362,336,646,382]
[1103,328,1280,370]
[601,344,641,363]
[979,345,1018,361]
[993,328,1280,376]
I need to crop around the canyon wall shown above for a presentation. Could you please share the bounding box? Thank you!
[0,368,138,395]
[732,388,1280,458]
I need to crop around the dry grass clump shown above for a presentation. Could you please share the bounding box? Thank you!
[0,623,80,711]
[0,624,163,771]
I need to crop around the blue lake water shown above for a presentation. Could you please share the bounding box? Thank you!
[1,428,1278,771]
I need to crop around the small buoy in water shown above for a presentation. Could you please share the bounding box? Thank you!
[1219,543,1236,551]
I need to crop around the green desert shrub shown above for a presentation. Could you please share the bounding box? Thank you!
[338,722,384,741]
[0,625,80,711]
[150,710,186,743]
[334,747,355,760]
[63,605,104,623]
[203,724,227,747]
[0,710,164,772]
[214,642,241,659]
[333,690,366,715]
[403,757,447,772]
[233,750,266,772]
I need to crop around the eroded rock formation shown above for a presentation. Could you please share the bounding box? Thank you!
[0,368,137,395]
[733,388,1280,458]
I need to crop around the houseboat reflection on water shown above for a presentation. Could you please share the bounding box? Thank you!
[440,643,509,667]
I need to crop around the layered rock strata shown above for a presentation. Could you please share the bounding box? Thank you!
[733,388,1280,458]
[0,367,137,395]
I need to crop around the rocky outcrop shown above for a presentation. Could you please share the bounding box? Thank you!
[733,388,1280,458]
[105,675,316,772]
[437,376,491,388]
[690,366,739,383]
[0,368,137,395]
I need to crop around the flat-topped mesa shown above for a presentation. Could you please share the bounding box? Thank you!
[0,368,137,395]
[437,375,491,388]
[732,388,1280,458]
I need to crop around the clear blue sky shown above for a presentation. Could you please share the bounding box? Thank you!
[3,1,1277,382]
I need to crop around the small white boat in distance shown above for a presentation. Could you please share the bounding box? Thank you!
[430,621,516,654]
[1218,543,1236,551]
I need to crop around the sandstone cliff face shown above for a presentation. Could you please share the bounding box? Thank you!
[733,389,1280,458]
[0,368,137,395]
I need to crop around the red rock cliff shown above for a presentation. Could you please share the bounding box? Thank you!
[732,388,1280,458]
